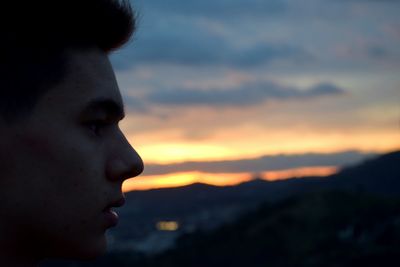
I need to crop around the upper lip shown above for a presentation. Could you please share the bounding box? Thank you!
[103,197,126,211]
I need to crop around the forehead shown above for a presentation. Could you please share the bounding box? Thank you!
[33,47,124,118]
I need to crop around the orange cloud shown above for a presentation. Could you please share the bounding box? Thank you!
[123,166,339,192]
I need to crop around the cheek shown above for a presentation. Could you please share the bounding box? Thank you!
[16,131,106,204]
[21,130,76,164]
[22,131,98,172]
[15,133,109,254]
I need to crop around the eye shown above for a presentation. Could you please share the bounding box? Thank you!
[86,120,109,136]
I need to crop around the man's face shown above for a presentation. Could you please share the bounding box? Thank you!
[0,48,143,260]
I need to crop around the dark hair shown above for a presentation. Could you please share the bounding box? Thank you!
[0,0,136,123]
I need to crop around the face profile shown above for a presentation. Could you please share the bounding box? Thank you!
[0,47,143,264]
[0,1,141,265]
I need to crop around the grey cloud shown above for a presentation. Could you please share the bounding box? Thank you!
[142,151,378,176]
[134,0,287,18]
[145,82,346,107]
[111,28,307,70]
[367,46,389,58]
[306,83,346,96]
[110,0,307,71]
[123,95,149,113]
[109,0,400,72]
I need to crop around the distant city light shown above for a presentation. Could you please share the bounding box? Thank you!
[156,221,179,231]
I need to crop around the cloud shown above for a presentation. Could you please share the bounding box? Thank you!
[135,0,287,18]
[145,82,346,107]
[142,151,378,176]
[112,30,307,70]
[367,46,389,59]
[110,0,306,70]
[123,94,149,113]
[110,0,400,72]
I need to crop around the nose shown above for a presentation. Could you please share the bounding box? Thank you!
[106,133,144,182]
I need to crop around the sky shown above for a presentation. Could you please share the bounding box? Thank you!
[109,0,400,191]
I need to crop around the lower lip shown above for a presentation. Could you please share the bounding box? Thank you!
[103,208,119,227]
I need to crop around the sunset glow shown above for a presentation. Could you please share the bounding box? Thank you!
[133,131,400,165]
[262,166,339,181]
[123,171,252,191]
[122,166,339,192]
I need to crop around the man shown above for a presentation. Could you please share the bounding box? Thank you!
[0,0,143,266]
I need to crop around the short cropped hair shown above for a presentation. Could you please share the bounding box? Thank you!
[0,0,136,123]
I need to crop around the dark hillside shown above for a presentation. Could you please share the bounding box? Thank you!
[143,191,400,267]
[324,151,400,196]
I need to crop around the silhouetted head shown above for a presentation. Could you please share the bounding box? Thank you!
[0,1,143,266]
[0,0,136,123]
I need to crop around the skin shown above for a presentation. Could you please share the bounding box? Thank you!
[0,47,144,266]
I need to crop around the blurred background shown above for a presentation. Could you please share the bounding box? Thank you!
[44,0,400,266]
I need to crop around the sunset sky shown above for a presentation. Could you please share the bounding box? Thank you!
[109,0,400,191]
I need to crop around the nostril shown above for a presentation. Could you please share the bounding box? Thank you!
[106,156,144,182]
[106,159,125,181]
[129,155,144,178]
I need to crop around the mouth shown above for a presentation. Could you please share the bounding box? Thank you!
[102,197,126,227]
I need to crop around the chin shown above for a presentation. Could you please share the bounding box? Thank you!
[51,234,108,261]
[76,236,108,260]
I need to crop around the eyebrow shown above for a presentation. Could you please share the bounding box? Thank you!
[82,98,125,120]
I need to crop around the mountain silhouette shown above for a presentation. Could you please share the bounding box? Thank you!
[323,150,400,195]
